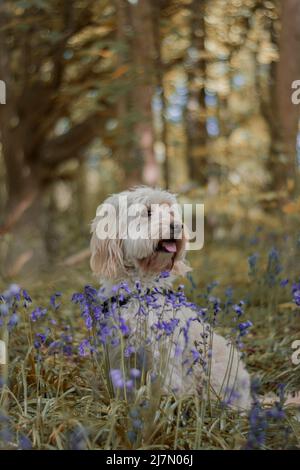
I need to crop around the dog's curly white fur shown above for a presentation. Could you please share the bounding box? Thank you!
[90,186,251,409]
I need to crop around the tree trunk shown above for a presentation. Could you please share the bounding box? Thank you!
[129,0,159,186]
[185,0,208,186]
[267,1,300,192]
[0,109,47,277]
[115,0,137,185]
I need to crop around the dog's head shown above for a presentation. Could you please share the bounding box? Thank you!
[90,186,190,281]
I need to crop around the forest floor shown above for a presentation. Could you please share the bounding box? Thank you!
[1,224,300,450]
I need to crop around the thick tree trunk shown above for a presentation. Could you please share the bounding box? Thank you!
[153,0,169,189]
[267,1,300,191]
[185,0,208,186]
[130,0,159,187]
[115,0,137,185]
[0,112,47,277]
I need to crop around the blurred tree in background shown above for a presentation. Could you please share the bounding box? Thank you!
[0,0,299,278]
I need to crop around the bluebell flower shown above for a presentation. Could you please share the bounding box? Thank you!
[119,317,130,336]
[125,379,134,389]
[83,313,93,330]
[159,271,170,279]
[233,301,244,317]
[98,324,113,344]
[69,426,88,450]
[292,286,300,306]
[34,331,48,349]
[18,435,32,450]
[71,292,85,304]
[248,253,259,275]
[124,345,136,357]
[238,320,253,336]
[92,305,102,321]
[78,339,92,357]
[22,289,32,306]
[191,349,200,362]
[132,419,143,430]
[119,282,131,294]
[246,379,287,449]
[221,387,242,408]
[266,247,282,286]
[154,318,179,337]
[84,285,98,299]
[110,369,124,388]
[246,402,268,449]
[130,368,141,378]
[50,292,62,311]
[280,279,289,288]
[7,284,21,298]
[30,307,47,322]
[110,337,120,347]
[0,304,9,316]
[48,340,61,354]
[7,313,19,330]
[135,281,141,292]
[174,345,183,357]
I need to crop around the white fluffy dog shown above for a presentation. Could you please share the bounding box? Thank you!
[90,186,251,409]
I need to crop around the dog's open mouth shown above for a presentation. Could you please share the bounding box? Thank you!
[156,239,178,253]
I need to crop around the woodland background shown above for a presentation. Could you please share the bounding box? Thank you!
[0,0,300,281]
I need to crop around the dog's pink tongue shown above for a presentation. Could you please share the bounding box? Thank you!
[162,241,177,253]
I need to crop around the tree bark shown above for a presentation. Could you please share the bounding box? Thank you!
[185,0,208,186]
[266,1,300,191]
[130,0,159,186]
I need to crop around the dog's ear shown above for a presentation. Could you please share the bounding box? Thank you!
[90,215,124,280]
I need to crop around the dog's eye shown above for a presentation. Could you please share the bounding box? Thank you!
[147,208,151,217]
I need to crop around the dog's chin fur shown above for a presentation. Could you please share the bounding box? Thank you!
[138,251,175,274]
[90,186,252,410]
[137,237,186,275]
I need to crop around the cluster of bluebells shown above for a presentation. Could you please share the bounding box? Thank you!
[248,247,285,288]
[71,277,208,388]
[292,281,300,307]
[265,247,283,287]
[246,379,288,450]
[72,283,133,357]
[0,284,76,362]
[0,411,32,450]
[33,325,74,357]
[248,253,259,277]
[110,368,141,391]
[127,405,145,444]
[232,300,253,351]
[68,426,88,450]
[1,274,254,407]
[71,271,255,397]
[0,284,25,331]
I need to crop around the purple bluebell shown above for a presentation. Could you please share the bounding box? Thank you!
[30,307,47,322]
[130,368,141,378]
[50,292,62,311]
